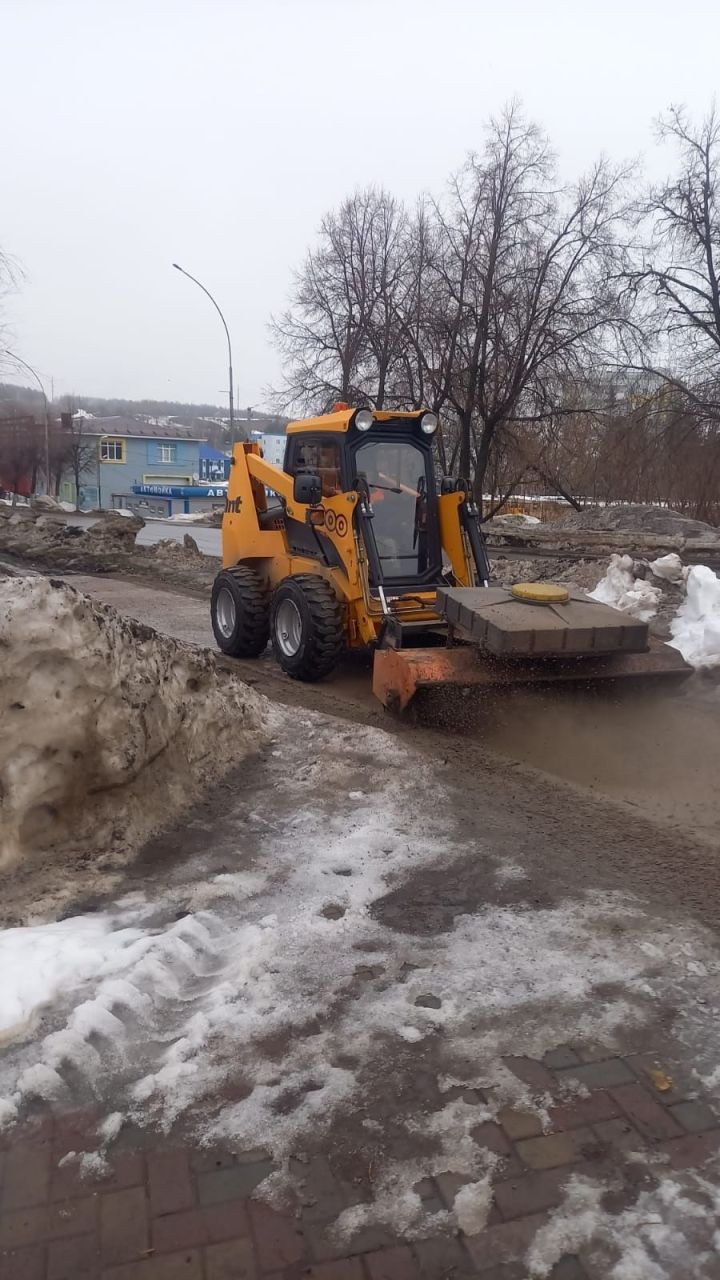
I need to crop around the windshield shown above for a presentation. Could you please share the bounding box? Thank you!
[354,438,434,580]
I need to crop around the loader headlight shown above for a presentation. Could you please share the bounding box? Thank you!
[420,412,438,435]
[354,408,374,432]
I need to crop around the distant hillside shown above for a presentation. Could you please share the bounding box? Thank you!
[0,383,228,418]
[0,384,286,447]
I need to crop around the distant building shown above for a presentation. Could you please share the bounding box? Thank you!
[62,416,230,516]
[248,420,287,471]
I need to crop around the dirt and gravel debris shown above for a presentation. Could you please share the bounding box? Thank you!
[0,504,217,591]
[484,505,720,567]
[555,503,719,538]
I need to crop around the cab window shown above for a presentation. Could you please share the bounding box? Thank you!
[289,440,342,497]
[354,437,438,580]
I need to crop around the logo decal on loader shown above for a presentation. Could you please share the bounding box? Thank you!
[225,496,243,514]
[324,510,347,536]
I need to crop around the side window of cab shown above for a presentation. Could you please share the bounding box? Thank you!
[288,439,342,497]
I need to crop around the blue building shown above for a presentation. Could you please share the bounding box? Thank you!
[198,443,232,483]
[64,417,230,516]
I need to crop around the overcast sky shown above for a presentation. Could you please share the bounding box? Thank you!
[1,0,719,409]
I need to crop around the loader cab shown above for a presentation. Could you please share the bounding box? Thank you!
[285,411,443,590]
[349,424,442,588]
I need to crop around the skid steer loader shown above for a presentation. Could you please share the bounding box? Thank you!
[211,404,689,712]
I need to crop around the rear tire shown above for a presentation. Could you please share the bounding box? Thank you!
[211,566,269,657]
[271,574,344,681]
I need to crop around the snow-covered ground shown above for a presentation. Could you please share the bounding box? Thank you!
[2,565,720,1271]
[1,709,720,1271]
[527,1172,720,1278]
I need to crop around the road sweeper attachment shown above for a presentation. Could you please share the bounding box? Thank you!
[372,583,690,714]
[211,405,691,711]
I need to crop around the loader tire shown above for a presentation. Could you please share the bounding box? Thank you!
[211,566,269,658]
[271,574,344,681]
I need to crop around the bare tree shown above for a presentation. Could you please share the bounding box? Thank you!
[627,105,720,413]
[271,188,407,412]
[273,106,632,504]
[0,246,22,363]
[53,400,97,508]
[401,104,633,498]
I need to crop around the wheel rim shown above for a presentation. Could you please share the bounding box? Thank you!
[275,598,303,656]
[215,586,237,639]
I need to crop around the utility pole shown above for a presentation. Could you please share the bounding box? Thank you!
[172,263,235,444]
[3,349,51,494]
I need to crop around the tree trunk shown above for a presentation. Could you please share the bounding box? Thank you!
[458,411,473,483]
[473,420,494,508]
[533,466,583,512]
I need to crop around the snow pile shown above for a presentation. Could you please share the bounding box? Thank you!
[31,494,64,513]
[162,510,224,528]
[650,552,687,584]
[492,513,542,526]
[668,565,720,670]
[588,554,661,621]
[165,512,210,524]
[0,576,270,872]
[526,1171,720,1278]
[0,915,152,1046]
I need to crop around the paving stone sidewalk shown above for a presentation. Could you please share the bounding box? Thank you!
[1,1047,719,1280]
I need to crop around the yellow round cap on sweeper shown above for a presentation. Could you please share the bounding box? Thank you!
[511,582,570,605]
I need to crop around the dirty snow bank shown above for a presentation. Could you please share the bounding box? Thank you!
[0,576,271,876]
[588,554,661,621]
[668,565,720,670]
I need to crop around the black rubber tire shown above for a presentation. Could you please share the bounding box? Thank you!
[210,566,270,658]
[270,574,344,681]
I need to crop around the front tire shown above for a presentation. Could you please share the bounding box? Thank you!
[211,566,269,657]
[271,574,344,681]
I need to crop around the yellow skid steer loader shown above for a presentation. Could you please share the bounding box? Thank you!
[211,405,689,712]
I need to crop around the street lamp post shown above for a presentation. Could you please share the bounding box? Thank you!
[3,348,51,494]
[172,263,235,445]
